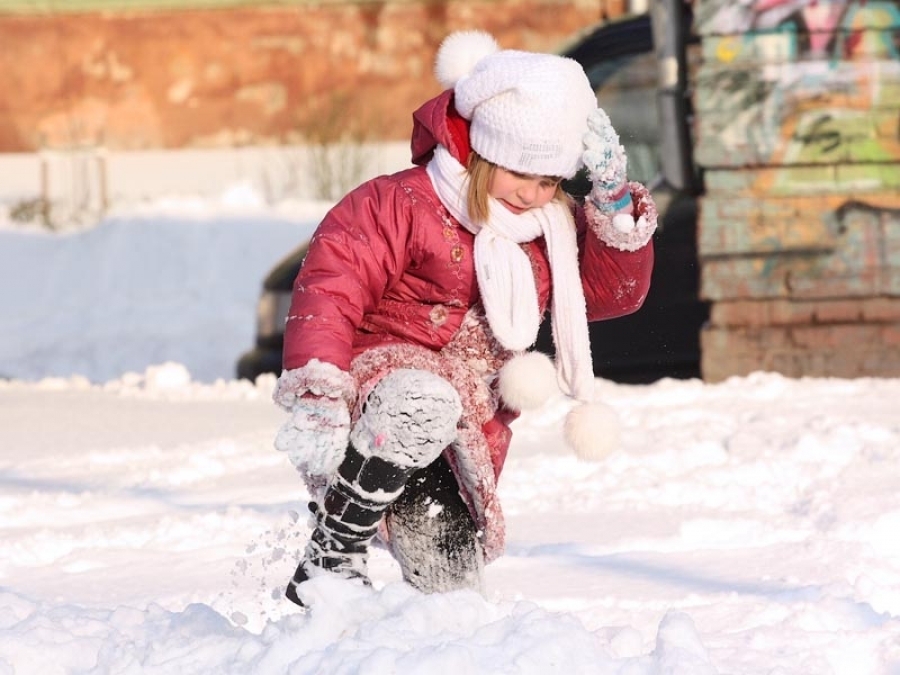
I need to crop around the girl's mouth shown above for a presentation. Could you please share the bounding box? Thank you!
[500,200,527,215]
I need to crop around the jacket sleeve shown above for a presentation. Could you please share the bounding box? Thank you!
[282,178,415,372]
[576,181,657,322]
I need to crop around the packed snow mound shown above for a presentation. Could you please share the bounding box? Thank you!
[1,581,720,675]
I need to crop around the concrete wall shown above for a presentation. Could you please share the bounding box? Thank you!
[693,0,900,380]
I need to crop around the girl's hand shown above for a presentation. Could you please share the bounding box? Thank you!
[274,393,351,478]
[272,360,357,477]
[582,108,633,219]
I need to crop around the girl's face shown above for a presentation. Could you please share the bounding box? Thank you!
[488,167,561,215]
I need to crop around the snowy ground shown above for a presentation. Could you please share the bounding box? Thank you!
[2,187,900,674]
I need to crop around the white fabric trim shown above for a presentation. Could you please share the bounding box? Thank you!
[585,193,657,253]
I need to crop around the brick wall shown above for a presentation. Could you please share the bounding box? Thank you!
[693,0,900,380]
[0,0,627,152]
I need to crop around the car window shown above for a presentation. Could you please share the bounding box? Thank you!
[585,51,660,185]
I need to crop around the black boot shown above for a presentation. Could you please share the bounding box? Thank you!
[284,443,422,606]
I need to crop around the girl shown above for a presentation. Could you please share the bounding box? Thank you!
[273,30,657,606]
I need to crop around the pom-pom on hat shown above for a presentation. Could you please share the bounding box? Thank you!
[434,30,596,179]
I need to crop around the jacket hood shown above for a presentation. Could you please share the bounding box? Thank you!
[410,89,472,167]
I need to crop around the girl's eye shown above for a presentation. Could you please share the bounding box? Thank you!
[540,179,560,189]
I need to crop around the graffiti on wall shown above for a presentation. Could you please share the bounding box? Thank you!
[695,0,900,302]
[693,0,900,190]
[700,195,900,298]
[697,0,900,58]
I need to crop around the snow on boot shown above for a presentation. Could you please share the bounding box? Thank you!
[386,455,485,594]
[285,369,462,607]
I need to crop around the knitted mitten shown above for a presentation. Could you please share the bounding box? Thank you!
[582,108,655,251]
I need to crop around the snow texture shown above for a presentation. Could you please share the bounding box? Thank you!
[583,107,628,192]
[2,184,900,673]
[274,394,351,478]
[350,369,463,469]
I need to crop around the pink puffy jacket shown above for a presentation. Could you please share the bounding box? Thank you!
[282,90,655,560]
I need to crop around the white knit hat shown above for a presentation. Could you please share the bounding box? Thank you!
[435,31,596,179]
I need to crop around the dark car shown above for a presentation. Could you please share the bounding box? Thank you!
[237,13,708,384]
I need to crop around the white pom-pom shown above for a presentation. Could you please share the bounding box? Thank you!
[498,352,559,411]
[564,401,621,461]
[435,30,500,89]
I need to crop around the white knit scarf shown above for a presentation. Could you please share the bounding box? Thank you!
[426,145,594,402]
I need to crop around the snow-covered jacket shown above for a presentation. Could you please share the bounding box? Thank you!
[280,90,656,561]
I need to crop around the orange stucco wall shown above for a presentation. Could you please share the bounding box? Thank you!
[0,1,627,152]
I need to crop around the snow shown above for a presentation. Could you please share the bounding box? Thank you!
[2,185,900,674]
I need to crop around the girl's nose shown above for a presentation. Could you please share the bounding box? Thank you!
[517,181,538,206]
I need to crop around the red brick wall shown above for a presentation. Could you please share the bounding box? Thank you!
[0,1,620,152]
[701,298,900,380]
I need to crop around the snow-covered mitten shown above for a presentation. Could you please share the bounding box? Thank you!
[583,108,632,216]
[273,359,357,478]
[275,394,351,477]
[582,108,655,251]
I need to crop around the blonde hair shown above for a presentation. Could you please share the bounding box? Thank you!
[465,152,568,224]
